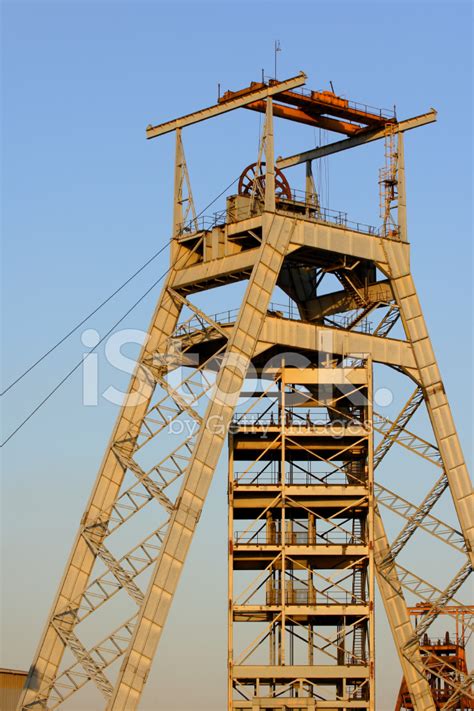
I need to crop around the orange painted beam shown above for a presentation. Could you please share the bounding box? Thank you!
[277,89,391,127]
[245,100,362,135]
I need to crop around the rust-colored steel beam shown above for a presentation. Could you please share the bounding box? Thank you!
[277,88,392,126]
[245,99,362,135]
[220,80,394,136]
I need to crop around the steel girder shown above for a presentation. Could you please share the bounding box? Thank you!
[276,111,438,168]
[382,239,474,564]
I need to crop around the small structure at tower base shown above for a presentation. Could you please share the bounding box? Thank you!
[0,669,28,711]
[396,604,474,710]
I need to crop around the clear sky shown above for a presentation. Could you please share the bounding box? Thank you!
[1,1,472,710]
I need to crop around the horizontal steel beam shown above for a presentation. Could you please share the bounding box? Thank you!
[233,702,368,709]
[233,664,369,679]
[245,99,361,135]
[176,316,416,372]
[303,280,393,321]
[146,73,307,138]
[277,110,437,168]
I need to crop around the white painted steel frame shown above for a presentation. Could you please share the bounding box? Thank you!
[17,80,472,711]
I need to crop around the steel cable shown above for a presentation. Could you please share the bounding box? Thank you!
[1,174,240,446]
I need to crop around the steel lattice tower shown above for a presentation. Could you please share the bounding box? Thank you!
[17,73,473,711]
[228,362,375,706]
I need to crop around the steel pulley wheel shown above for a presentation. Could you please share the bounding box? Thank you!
[238,162,292,200]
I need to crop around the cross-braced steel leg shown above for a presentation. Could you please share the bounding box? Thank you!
[374,510,436,711]
[17,275,184,710]
[107,214,297,710]
[383,240,474,562]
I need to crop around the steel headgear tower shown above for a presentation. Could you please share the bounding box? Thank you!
[17,73,472,710]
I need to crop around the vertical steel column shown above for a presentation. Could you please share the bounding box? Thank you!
[172,128,184,240]
[280,365,286,666]
[228,438,235,709]
[367,361,376,711]
[264,98,276,213]
[172,128,197,244]
[397,132,407,243]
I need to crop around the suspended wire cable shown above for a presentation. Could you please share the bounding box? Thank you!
[1,241,171,397]
[1,175,239,399]
[1,174,241,447]
[198,175,239,215]
[325,131,330,206]
[0,267,170,448]
[315,127,322,205]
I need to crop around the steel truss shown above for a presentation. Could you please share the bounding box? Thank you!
[17,75,472,711]
[228,365,375,708]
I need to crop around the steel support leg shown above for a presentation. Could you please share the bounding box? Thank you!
[384,241,474,562]
[107,214,296,710]
[18,267,184,709]
[373,509,436,711]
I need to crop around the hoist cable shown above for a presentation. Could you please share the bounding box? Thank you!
[1,174,240,447]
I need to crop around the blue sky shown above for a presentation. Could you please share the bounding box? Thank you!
[1,1,472,709]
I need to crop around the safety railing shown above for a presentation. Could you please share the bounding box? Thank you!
[265,80,396,120]
[179,191,379,237]
[212,301,300,324]
[234,530,364,546]
[175,302,374,342]
[175,301,301,340]
[266,587,367,606]
[179,215,216,234]
[232,412,329,427]
[234,470,362,486]
[327,312,373,334]
[277,190,379,235]
[232,408,366,428]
